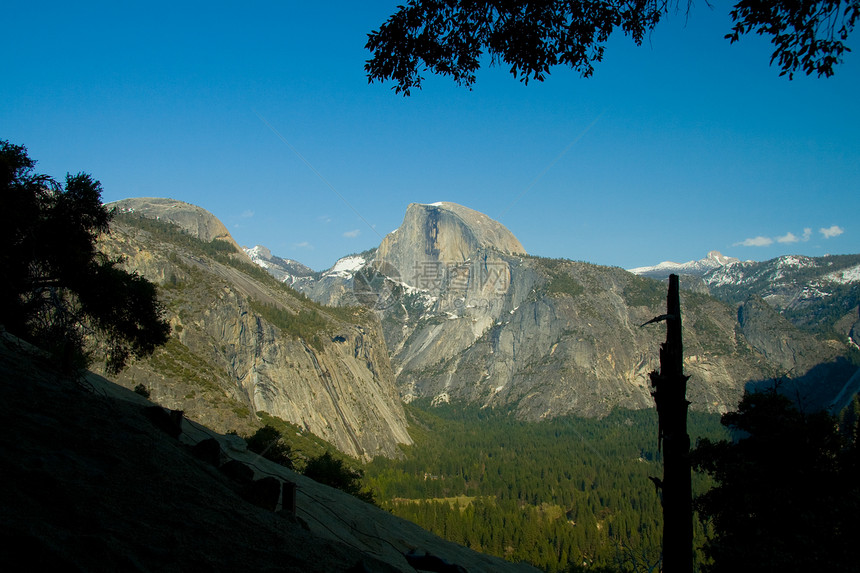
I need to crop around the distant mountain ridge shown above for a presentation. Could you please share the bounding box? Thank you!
[248,202,858,420]
[631,249,860,345]
[628,250,741,279]
[106,197,859,452]
[244,245,317,285]
[702,253,860,337]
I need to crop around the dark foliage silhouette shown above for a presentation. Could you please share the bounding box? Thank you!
[691,386,860,573]
[366,0,859,94]
[0,140,170,374]
[245,424,295,469]
[303,451,376,505]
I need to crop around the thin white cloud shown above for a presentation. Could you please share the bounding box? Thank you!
[294,241,314,249]
[820,225,844,239]
[343,229,361,238]
[240,209,254,218]
[734,236,774,247]
[736,226,821,247]
[318,215,332,224]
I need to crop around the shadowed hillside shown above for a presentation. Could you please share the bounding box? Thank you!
[0,330,536,572]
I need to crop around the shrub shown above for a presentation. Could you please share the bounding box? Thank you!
[303,451,376,504]
[133,383,151,398]
[245,425,294,469]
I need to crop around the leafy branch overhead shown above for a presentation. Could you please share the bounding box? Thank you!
[728,0,859,78]
[365,0,859,94]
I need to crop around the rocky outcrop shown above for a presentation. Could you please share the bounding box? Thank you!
[736,295,858,410]
[376,202,525,285]
[290,203,533,382]
[737,295,835,375]
[110,197,247,254]
[98,208,411,460]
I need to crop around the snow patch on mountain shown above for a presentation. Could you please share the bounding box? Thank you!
[243,245,316,284]
[705,265,750,288]
[777,255,816,269]
[325,255,367,278]
[245,245,274,261]
[628,251,740,279]
[824,264,860,284]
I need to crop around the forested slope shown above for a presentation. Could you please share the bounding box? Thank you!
[366,405,727,572]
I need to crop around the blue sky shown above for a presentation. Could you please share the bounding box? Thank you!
[3,1,858,271]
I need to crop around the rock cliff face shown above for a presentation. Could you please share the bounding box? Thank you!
[376,202,525,275]
[278,203,855,420]
[737,295,834,375]
[99,204,411,460]
[371,203,529,382]
[733,294,857,410]
[392,258,772,418]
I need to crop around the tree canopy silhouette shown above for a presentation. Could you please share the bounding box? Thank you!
[691,387,860,573]
[303,451,376,505]
[366,0,859,94]
[0,140,170,374]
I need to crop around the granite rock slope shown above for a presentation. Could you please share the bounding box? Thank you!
[99,203,411,460]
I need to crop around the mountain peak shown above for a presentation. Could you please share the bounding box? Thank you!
[109,197,245,253]
[246,244,273,261]
[411,202,525,255]
[243,244,316,284]
[376,202,525,285]
[707,250,739,266]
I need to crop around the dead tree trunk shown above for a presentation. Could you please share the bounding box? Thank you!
[647,274,692,573]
